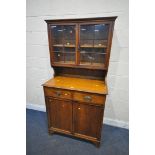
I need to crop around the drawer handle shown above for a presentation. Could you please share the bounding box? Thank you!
[56,91,61,97]
[49,99,52,102]
[84,96,92,102]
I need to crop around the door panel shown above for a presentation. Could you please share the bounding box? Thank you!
[48,98,72,133]
[50,24,76,64]
[79,23,110,66]
[74,102,104,139]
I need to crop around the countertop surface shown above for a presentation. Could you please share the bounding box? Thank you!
[43,76,108,94]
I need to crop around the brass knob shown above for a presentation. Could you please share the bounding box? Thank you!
[56,91,61,97]
[84,96,92,102]
[78,107,80,110]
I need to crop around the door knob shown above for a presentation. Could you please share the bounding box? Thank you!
[56,91,61,97]
[84,96,92,102]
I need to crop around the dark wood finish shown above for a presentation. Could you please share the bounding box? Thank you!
[73,102,104,139]
[44,87,72,100]
[105,21,115,70]
[47,98,72,133]
[53,66,107,80]
[73,92,106,105]
[43,17,117,147]
[45,16,117,23]
[52,63,106,70]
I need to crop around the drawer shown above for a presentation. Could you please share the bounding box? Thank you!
[73,92,106,105]
[44,87,72,100]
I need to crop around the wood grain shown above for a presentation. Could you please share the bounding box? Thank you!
[43,76,108,95]
[48,98,72,133]
[73,91,106,104]
[73,102,104,139]
[44,87,72,100]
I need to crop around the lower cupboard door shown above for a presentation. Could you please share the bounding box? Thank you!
[73,102,104,139]
[48,98,72,133]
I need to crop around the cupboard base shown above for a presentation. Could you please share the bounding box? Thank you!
[49,128,101,147]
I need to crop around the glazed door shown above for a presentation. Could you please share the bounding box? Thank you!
[47,98,72,133]
[50,24,76,64]
[73,102,104,139]
[79,23,110,67]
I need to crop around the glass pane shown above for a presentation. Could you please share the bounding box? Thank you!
[80,25,94,40]
[94,24,109,40]
[63,25,75,47]
[51,25,76,64]
[80,24,109,66]
[64,53,75,64]
[51,25,63,45]
[80,48,106,66]
[54,51,63,63]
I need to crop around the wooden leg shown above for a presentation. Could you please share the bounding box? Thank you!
[48,130,54,135]
[94,141,100,148]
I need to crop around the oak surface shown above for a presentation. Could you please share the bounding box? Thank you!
[43,76,108,95]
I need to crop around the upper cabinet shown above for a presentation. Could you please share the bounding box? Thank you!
[46,17,117,70]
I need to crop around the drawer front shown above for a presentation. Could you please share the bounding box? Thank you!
[44,87,72,100]
[73,92,106,105]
